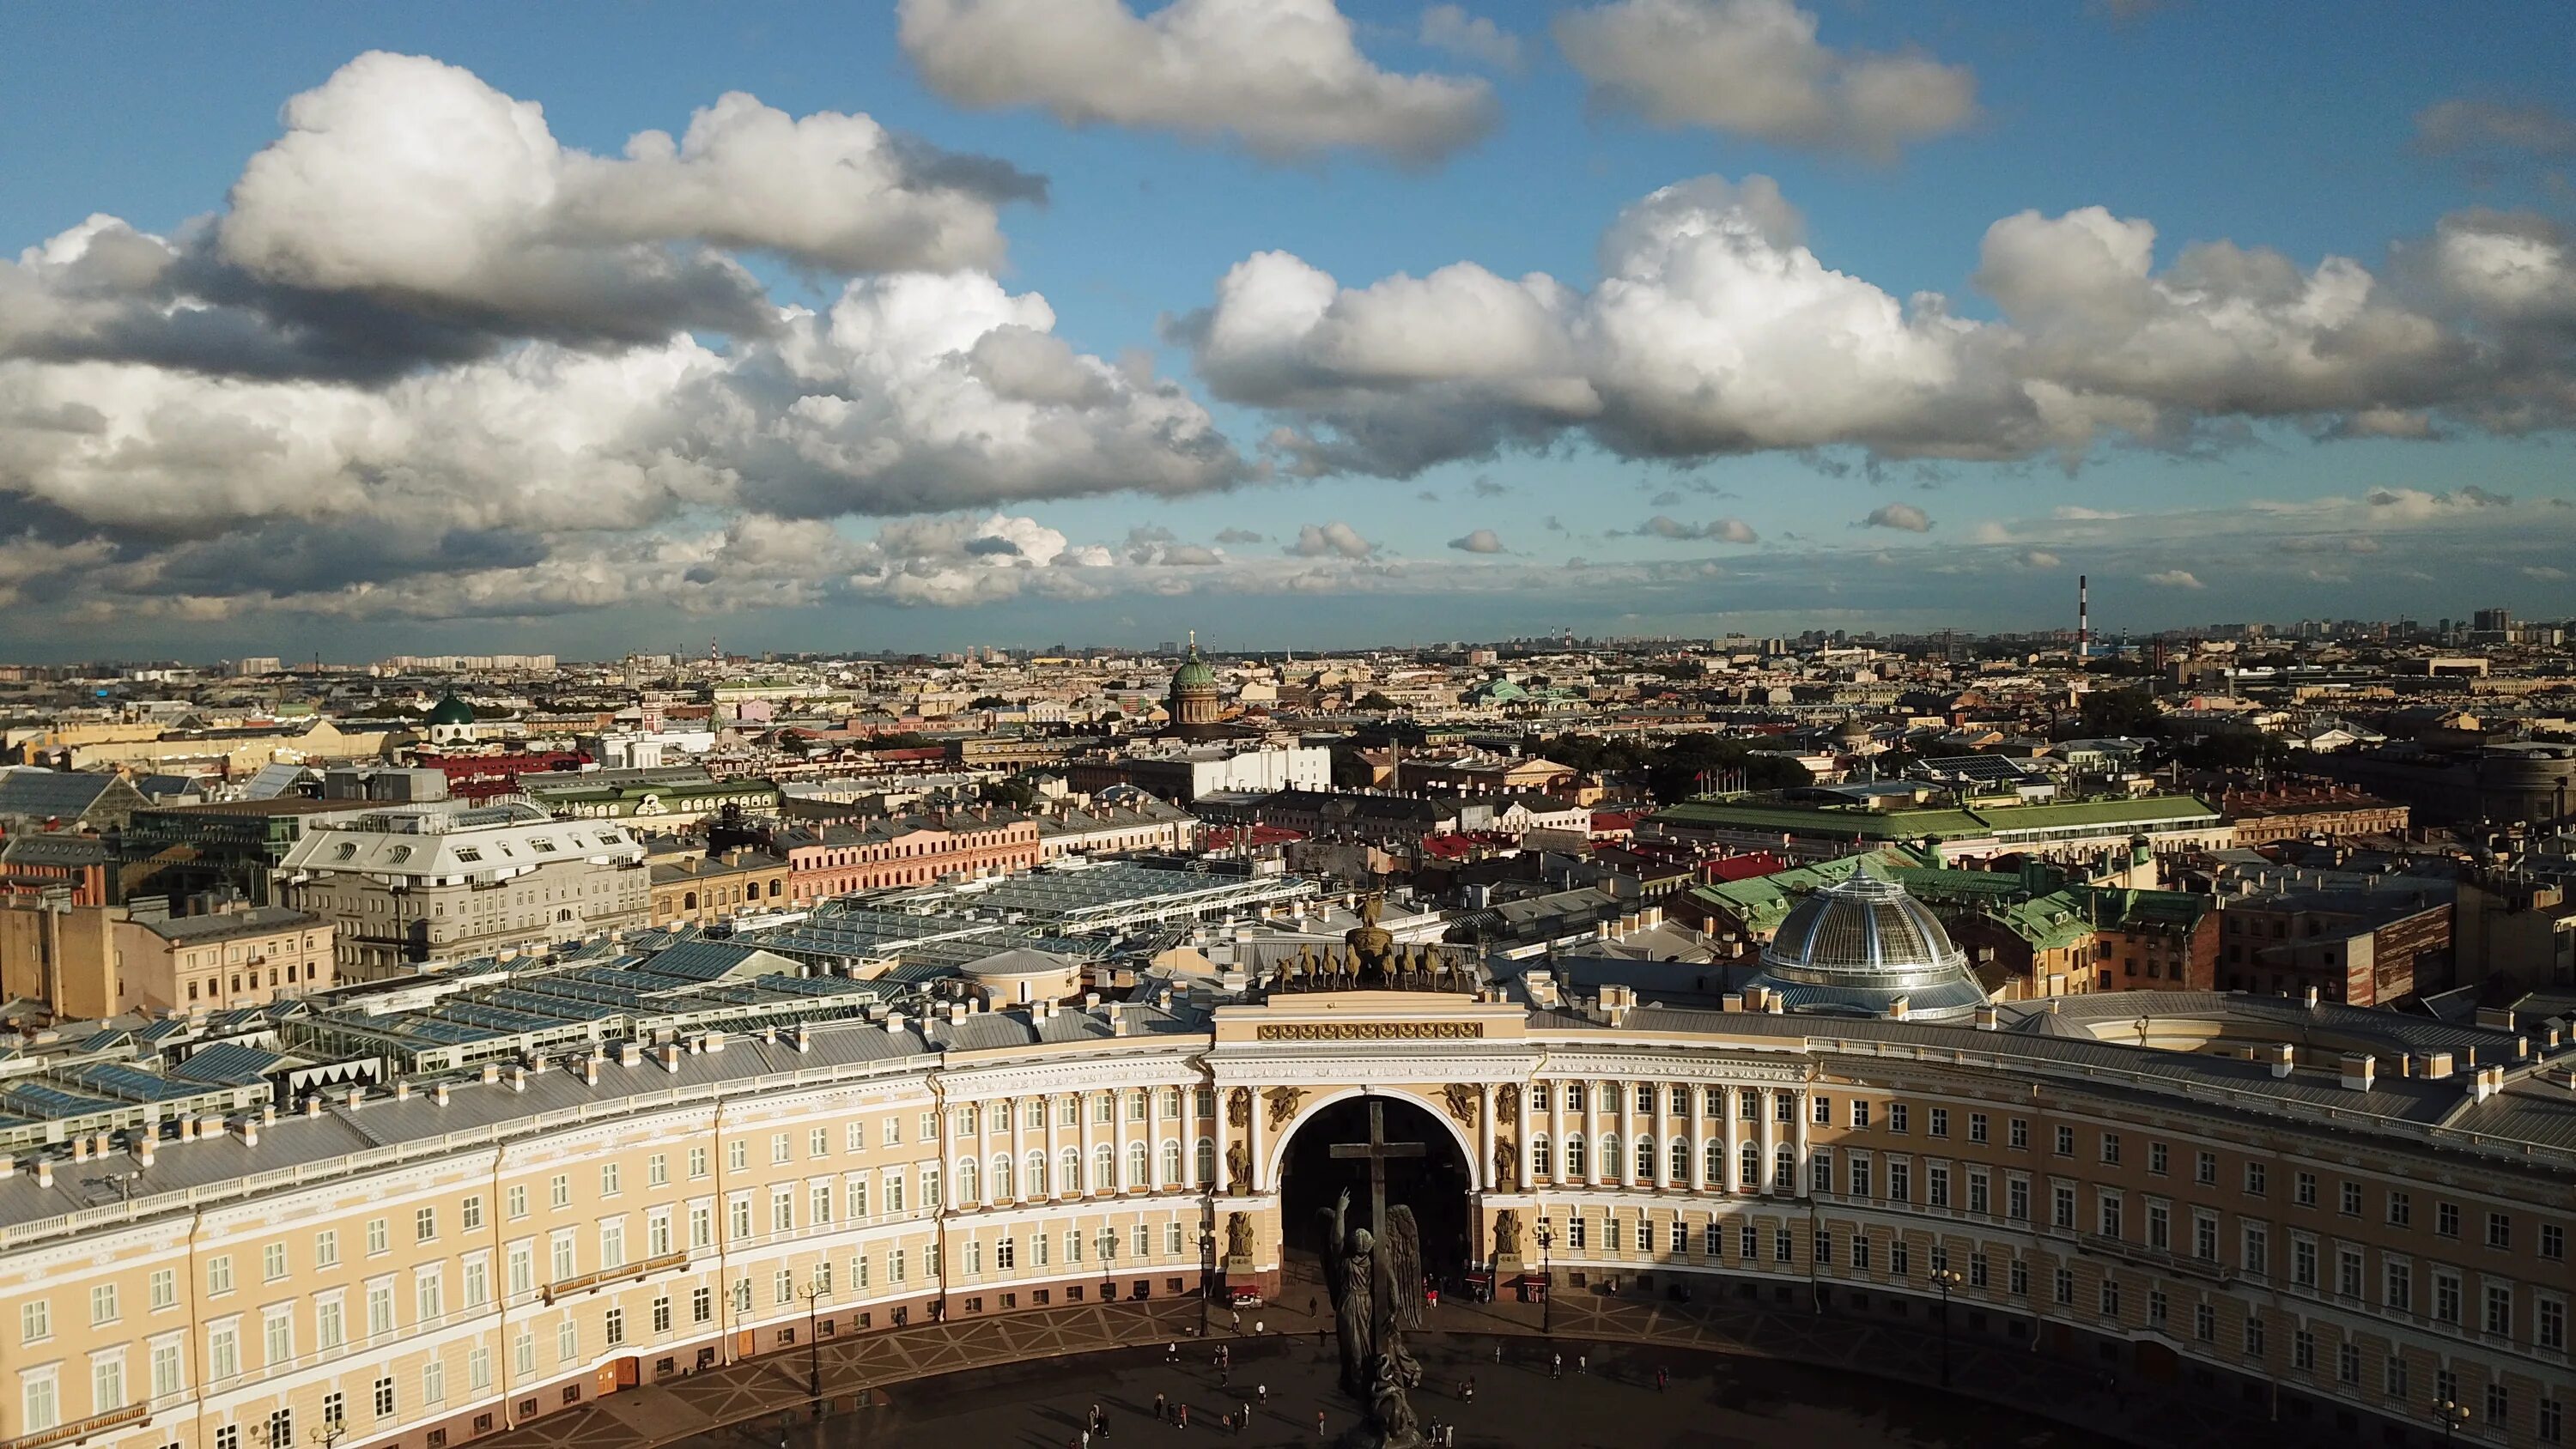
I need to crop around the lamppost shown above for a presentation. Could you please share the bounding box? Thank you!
[1929,1268,1965,1390]
[2433,1397,2472,1442]
[1198,1221,1217,1337]
[1534,1222,1554,1338]
[799,1280,830,1419]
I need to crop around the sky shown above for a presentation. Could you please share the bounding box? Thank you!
[3,0,2573,662]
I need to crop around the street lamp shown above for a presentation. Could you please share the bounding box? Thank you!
[1198,1222,1217,1337]
[1929,1268,1965,1390]
[2433,1397,2472,1442]
[1534,1222,1555,1338]
[799,1280,830,1419]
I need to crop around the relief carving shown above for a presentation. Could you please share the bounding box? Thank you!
[1263,1084,1307,1131]
[1440,1082,1479,1129]
[1227,1086,1252,1130]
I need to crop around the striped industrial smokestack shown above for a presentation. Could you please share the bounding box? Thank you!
[2078,574,2090,653]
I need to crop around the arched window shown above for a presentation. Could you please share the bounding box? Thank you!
[683,892,698,911]
[1060,1147,1082,1193]
[1026,1151,1048,1197]
[1704,1138,1727,1185]
[1126,1143,1148,1188]
[1739,1142,1760,1188]
[1635,1137,1656,1179]
[1775,1146,1796,1190]
[1600,1133,1620,1180]
[769,880,782,898]
[956,1159,979,1205]
[1095,1143,1116,1191]
[991,1154,1014,1201]
[1195,1137,1217,1186]
[1161,1140,1183,1185]
[1564,1135,1586,1179]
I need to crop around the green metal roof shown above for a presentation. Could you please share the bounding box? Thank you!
[1652,793,2217,840]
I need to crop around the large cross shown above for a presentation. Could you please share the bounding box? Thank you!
[1328,1097,1425,1235]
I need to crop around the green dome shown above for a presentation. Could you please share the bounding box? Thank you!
[1170,646,1218,692]
[426,692,476,727]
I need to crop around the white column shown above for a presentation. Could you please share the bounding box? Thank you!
[1045,1093,1063,1198]
[1587,1080,1607,1188]
[1652,1081,1673,1192]
[1757,1088,1778,1198]
[970,1098,988,1208]
[1687,1084,1707,1192]
[1721,1086,1740,1193]
[1010,1095,1027,1204]
[1078,1091,1097,1199]
[1248,1085,1267,1195]
[1477,1083,1497,1193]
[1546,1080,1564,1187]
[1793,1090,1813,1198]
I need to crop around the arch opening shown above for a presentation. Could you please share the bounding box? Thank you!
[1276,1093,1474,1284]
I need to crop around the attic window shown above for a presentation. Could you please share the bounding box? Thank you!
[455,847,483,863]
[532,839,558,853]
[333,843,357,861]
[389,846,413,864]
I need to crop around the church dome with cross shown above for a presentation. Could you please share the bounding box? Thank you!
[1167,630,1223,736]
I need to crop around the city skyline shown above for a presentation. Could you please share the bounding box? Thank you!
[4,1,2574,659]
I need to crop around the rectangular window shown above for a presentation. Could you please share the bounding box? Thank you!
[1850,1100,1869,1129]
[549,1175,569,1210]
[2488,1212,2512,1251]
[1887,1104,1908,1134]
[208,1257,234,1295]
[2148,1142,2167,1176]
[507,1185,528,1220]
[2244,1162,2266,1197]
[648,1155,669,1187]
[600,1164,621,1197]
[2387,1191,2410,1228]
[318,1300,344,1350]
[2008,1118,2027,1151]
[1929,1107,1949,1138]
[462,1196,484,1232]
[152,1342,184,1399]
[262,1245,287,1283]
[2437,1201,2459,1238]
[2054,1125,2074,1157]
[91,1284,119,1325]
[209,1325,239,1380]
[149,1270,176,1310]
[2099,1133,2120,1166]
[2195,1151,2216,1186]
[2294,1172,2317,1208]
[416,1206,438,1241]
[1968,1113,1989,1144]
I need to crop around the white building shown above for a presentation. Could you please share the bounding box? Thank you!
[277,801,650,979]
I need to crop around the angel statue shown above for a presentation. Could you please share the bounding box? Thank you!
[1320,1188,1427,1446]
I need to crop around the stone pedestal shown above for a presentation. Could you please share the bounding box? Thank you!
[1492,1254,1524,1277]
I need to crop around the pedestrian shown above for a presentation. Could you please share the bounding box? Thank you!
[1316,1410,1327,1439]
[1257,1384,1268,1406]
[1493,1342,1503,1364]
[1308,1294,1319,1319]
[1550,1350,1563,1379]
[1656,1366,1668,1392]
[1231,1309,1242,1334]
[1155,1392,1168,1422]
[1238,1403,1249,1435]
[1176,1404,1188,1430]
[1577,1352,1588,1375]
[1255,1319,1264,1336]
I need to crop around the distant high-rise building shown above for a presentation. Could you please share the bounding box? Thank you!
[2474,607,2512,634]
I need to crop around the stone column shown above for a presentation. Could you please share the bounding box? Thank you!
[1010,1095,1027,1204]
[1546,1079,1564,1187]
[1078,1091,1097,1198]
[1477,1083,1497,1193]
[1045,1093,1063,1199]
[1720,1086,1740,1193]
[1249,1084,1267,1194]
[1653,1081,1673,1192]
[1757,1088,1778,1198]
[1793,1089,1813,1198]
[1587,1080,1607,1188]
[1687,1084,1707,1192]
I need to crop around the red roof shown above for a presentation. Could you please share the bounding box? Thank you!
[1701,852,1789,882]
[1200,824,1304,851]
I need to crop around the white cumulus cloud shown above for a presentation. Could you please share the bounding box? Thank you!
[897,0,1498,165]
[1287,521,1376,558]
[1862,502,1932,531]
[1447,527,1505,553]
[1554,0,1977,161]
[2144,568,2204,589]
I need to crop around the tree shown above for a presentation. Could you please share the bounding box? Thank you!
[1355,691,1399,712]
[982,779,1040,810]
[1331,746,1377,789]
[2070,688,2162,740]
[969,694,1009,711]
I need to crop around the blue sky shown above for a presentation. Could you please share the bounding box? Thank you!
[2,1,2572,660]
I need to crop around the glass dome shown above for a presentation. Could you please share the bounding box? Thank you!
[1743,873,1990,1021]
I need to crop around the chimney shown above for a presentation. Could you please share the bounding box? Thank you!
[703,1031,726,1053]
[2419,1051,2454,1081]
[2303,985,2320,1010]
[136,1131,156,1168]
[262,1104,276,1127]
[481,1063,501,1085]
[948,1002,968,1027]
[581,1057,599,1087]
[618,1041,642,1067]
[395,1080,412,1102]
[0,1155,14,1181]
[509,1066,527,1093]
[2265,1042,2295,1078]
[1885,997,1911,1022]
[345,1087,363,1112]
[661,1043,682,1073]
[885,1011,907,1038]
[181,1117,200,1142]
[72,1137,90,1163]
[304,1095,321,1119]
[1973,1005,2000,1031]
[2337,1053,2375,1092]
[1112,1010,1131,1038]
[240,1116,260,1148]
[37,1158,54,1189]
[2476,1006,2514,1032]
[433,1082,450,1106]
